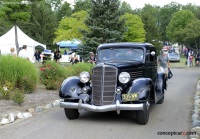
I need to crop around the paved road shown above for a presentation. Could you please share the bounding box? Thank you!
[0,68,200,139]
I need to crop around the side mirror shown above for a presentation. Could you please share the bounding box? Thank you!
[151,51,156,56]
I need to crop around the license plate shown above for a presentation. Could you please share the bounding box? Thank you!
[122,93,139,102]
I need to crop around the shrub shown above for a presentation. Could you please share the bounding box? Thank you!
[0,55,39,93]
[40,61,67,90]
[0,81,15,99]
[40,62,94,90]
[17,76,37,93]
[11,89,25,105]
[66,63,94,76]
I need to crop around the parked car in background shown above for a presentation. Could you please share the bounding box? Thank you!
[59,42,167,125]
[40,49,54,63]
[168,52,180,62]
[174,47,180,54]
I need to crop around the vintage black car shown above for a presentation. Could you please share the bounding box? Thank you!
[59,42,167,125]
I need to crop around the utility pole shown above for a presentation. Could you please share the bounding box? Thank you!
[14,22,19,55]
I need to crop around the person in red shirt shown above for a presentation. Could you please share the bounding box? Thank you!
[189,54,194,67]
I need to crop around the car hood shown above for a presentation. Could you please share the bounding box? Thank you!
[96,61,144,68]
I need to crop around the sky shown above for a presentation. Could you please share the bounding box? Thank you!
[122,0,200,9]
[64,0,200,9]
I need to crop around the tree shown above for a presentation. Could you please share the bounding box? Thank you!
[120,1,133,14]
[0,0,31,53]
[179,19,200,51]
[121,13,145,42]
[166,10,196,44]
[193,6,200,20]
[73,0,90,13]
[46,0,62,11]
[54,10,88,43]
[158,2,181,42]
[56,1,72,22]
[139,4,159,43]
[0,17,12,36]
[81,0,125,58]
[182,4,200,20]
[0,0,31,23]
[20,1,57,46]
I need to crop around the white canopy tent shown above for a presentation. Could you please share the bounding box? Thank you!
[0,26,46,61]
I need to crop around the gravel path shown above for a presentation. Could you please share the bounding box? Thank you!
[0,85,59,115]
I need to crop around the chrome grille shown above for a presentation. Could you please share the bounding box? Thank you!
[92,66,117,106]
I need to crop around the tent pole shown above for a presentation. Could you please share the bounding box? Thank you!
[14,23,19,55]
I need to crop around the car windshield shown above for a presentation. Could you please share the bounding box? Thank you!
[169,53,179,56]
[97,48,144,62]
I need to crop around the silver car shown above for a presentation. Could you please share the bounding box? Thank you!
[168,52,180,62]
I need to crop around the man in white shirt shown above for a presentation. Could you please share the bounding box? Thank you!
[18,45,30,61]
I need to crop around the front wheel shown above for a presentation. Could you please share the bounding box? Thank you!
[136,101,150,125]
[64,108,80,120]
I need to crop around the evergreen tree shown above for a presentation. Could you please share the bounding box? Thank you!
[73,0,90,13]
[20,1,57,46]
[56,2,72,22]
[0,0,31,53]
[120,1,133,14]
[140,4,159,43]
[80,0,125,60]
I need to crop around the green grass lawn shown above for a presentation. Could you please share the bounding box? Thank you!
[60,48,69,54]
[170,55,197,68]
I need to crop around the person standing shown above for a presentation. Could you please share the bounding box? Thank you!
[189,54,194,67]
[18,45,30,61]
[33,50,41,62]
[195,51,200,66]
[55,48,61,63]
[10,47,17,57]
[64,50,67,55]
[88,52,96,64]
[187,50,192,67]
[157,50,170,77]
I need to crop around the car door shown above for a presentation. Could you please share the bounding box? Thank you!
[145,46,157,82]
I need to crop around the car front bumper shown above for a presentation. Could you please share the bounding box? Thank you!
[169,58,180,61]
[60,99,147,114]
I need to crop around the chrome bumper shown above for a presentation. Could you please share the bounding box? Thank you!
[60,99,145,114]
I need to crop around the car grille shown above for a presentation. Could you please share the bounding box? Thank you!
[92,66,117,106]
[121,70,143,80]
[128,71,143,80]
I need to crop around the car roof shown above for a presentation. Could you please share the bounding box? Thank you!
[97,42,154,49]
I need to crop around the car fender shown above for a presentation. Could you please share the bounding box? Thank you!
[127,78,153,100]
[155,72,165,93]
[59,76,84,99]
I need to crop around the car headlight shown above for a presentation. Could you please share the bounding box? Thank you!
[79,71,90,83]
[119,72,130,84]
